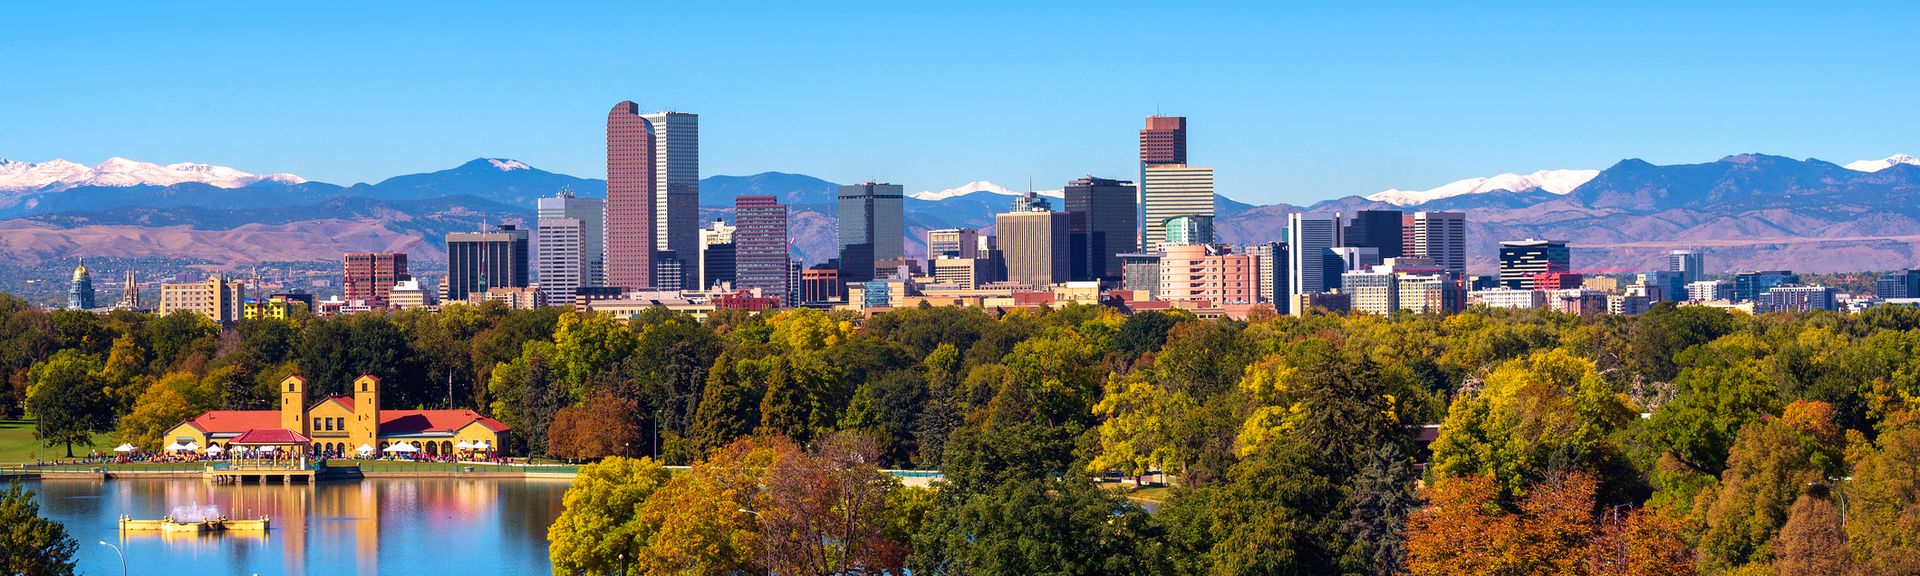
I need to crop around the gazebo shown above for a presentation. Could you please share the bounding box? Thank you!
[226,428,313,470]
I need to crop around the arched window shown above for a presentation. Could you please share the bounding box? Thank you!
[441,441,453,455]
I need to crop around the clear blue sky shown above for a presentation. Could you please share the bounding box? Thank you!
[2,1,1914,205]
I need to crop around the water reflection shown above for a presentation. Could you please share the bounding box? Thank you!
[31,478,571,576]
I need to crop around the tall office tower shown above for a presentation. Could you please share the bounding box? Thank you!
[1733,270,1799,302]
[605,101,656,290]
[837,182,905,283]
[698,219,737,290]
[996,209,1071,288]
[1332,246,1382,273]
[343,253,410,308]
[116,269,141,311]
[445,225,531,301]
[1498,239,1571,289]
[1163,214,1215,246]
[67,261,94,310]
[1141,166,1215,253]
[538,191,606,286]
[1400,214,1417,258]
[1286,213,1344,315]
[640,111,700,287]
[1064,176,1139,282]
[786,259,803,308]
[926,228,979,259]
[1139,115,1188,165]
[1412,211,1467,275]
[536,216,586,302]
[734,196,789,301]
[1010,190,1052,213]
[1243,241,1290,305]
[1667,249,1706,285]
[1874,269,1920,300]
[1344,210,1405,259]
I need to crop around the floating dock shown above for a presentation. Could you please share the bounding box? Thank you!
[119,515,271,533]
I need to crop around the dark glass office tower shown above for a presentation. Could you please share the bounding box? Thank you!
[1064,176,1138,282]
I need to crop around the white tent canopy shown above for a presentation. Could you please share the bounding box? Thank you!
[472,441,490,450]
[204,445,224,454]
[258,445,277,453]
[454,441,473,450]
[113,443,136,453]
[181,441,200,451]
[164,442,187,452]
[385,442,418,453]
[356,444,376,454]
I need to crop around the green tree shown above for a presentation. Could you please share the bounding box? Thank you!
[116,371,219,450]
[687,352,765,460]
[1698,409,1839,572]
[25,350,110,458]
[910,476,1169,576]
[1341,443,1421,576]
[546,456,673,576]
[1087,375,1193,484]
[0,482,78,576]
[1428,348,1636,500]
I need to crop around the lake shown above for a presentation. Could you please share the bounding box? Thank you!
[28,478,571,576]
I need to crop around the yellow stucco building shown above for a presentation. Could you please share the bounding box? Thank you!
[165,374,511,458]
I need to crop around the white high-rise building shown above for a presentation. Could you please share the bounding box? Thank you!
[698,218,736,290]
[642,111,700,288]
[1141,165,1214,253]
[1287,213,1344,316]
[537,192,604,301]
[1413,211,1467,275]
[1668,249,1706,285]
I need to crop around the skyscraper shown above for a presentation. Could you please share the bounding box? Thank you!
[1141,165,1215,253]
[641,111,699,287]
[67,260,94,310]
[1498,239,1571,289]
[698,219,737,290]
[1412,211,1467,276]
[1667,249,1705,285]
[1163,215,1215,246]
[446,225,531,301]
[734,196,789,301]
[837,182,904,283]
[1287,213,1344,315]
[538,191,605,286]
[1243,241,1290,305]
[1064,176,1138,282]
[1344,210,1404,259]
[996,209,1071,288]
[605,101,656,290]
[1139,115,1187,165]
[343,253,410,308]
[536,216,588,304]
[926,228,979,259]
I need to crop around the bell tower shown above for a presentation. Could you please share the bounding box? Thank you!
[351,374,382,449]
[280,374,306,434]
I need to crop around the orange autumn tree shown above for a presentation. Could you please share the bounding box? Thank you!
[1403,473,1694,576]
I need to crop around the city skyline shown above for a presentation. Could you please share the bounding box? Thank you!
[4,3,1916,205]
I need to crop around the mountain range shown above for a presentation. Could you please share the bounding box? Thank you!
[2,153,1917,274]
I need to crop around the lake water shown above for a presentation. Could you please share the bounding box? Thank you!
[28,478,571,576]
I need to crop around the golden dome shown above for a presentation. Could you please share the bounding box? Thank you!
[72,261,90,281]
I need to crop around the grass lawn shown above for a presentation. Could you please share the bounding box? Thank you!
[1107,483,1174,506]
[0,419,118,463]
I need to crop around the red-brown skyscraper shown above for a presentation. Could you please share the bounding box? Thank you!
[606,101,656,289]
[1139,115,1187,165]
[343,252,409,308]
[733,195,789,302]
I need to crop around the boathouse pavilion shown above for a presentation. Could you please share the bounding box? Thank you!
[163,374,511,458]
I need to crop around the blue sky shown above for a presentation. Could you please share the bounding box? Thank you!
[2,1,1914,205]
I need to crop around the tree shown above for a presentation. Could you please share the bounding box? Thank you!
[551,312,640,397]
[546,390,642,460]
[687,352,765,460]
[1403,473,1637,576]
[0,482,76,576]
[909,476,1169,576]
[1427,348,1636,500]
[25,350,110,458]
[1340,443,1421,576]
[546,456,672,576]
[1589,508,1696,576]
[1087,375,1193,485]
[1771,493,1849,576]
[760,432,907,575]
[631,436,797,574]
[1159,440,1350,576]
[116,371,218,450]
[1698,410,1838,572]
[1843,424,1920,570]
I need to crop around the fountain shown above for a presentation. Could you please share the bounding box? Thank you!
[120,503,270,534]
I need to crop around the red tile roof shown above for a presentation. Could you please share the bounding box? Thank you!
[317,395,355,412]
[182,411,283,434]
[229,428,313,445]
[378,410,511,435]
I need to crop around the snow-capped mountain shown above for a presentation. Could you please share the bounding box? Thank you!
[910,180,1064,201]
[0,157,307,193]
[1843,154,1920,173]
[486,158,531,171]
[1365,169,1600,207]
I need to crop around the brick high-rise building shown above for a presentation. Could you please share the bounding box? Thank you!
[606,101,656,290]
[1139,115,1187,165]
[734,195,789,301]
[1159,244,1255,305]
[343,252,410,308]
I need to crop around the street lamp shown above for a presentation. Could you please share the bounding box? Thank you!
[738,508,772,576]
[97,540,126,576]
